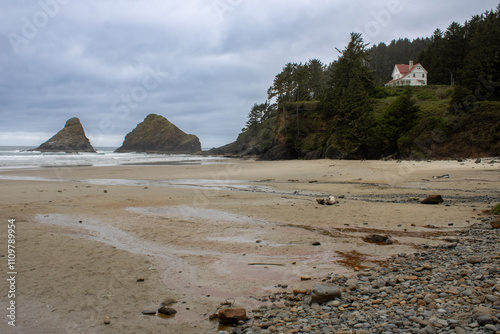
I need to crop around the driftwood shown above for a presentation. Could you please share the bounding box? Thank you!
[316,195,337,205]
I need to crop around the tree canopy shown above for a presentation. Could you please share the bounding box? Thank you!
[236,5,500,160]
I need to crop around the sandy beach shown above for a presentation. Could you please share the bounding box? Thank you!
[1,158,499,333]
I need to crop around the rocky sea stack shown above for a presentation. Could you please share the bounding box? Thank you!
[34,117,96,153]
[115,114,201,154]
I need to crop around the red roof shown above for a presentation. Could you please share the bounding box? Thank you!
[396,64,418,75]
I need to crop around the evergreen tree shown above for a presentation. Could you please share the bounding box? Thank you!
[324,33,374,156]
[419,29,446,84]
[325,33,373,119]
[443,22,468,85]
[306,59,327,100]
[461,8,500,99]
[376,90,420,155]
[245,103,266,133]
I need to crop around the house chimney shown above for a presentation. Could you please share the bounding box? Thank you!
[409,60,414,68]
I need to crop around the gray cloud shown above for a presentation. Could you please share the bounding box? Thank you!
[1,0,498,148]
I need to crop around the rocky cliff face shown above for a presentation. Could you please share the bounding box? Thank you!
[115,114,201,154]
[34,117,96,153]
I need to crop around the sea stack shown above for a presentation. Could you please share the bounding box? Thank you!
[115,114,201,154]
[34,117,96,153]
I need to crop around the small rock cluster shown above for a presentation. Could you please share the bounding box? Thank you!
[218,221,500,334]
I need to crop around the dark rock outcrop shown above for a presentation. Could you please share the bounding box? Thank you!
[208,140,261,157]
[115,114,201,154]
[260,144,298,160]
[421,195,444,205]
[34,117,96,153]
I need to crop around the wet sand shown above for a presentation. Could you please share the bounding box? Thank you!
[0,158,499,333]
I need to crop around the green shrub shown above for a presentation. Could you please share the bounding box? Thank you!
[491,203,500,215]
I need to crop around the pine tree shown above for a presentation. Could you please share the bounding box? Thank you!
[323,33,374,156]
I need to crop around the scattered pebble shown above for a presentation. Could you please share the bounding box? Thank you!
[228,223,500,333]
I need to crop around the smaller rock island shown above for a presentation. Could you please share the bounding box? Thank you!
[115,114,201,154]
[33,117,96,153]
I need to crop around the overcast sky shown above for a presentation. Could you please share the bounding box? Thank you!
[1,0,498,149]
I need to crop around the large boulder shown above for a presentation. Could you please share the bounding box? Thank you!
[309,284,342,304]
[217,308,247,324]
[33,117,96,153]
[115,114,201,154]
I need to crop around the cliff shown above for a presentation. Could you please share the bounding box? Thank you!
[34,117,96,153]
[115,114,201,154]
[212,86,500,160]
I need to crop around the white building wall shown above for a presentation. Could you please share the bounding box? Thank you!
[386,64,427,86]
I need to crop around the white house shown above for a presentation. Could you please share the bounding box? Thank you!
[385,61,428,87]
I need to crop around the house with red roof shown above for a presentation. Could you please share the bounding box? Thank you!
[385,61,428,87]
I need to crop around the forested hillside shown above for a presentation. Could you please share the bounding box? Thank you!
[211,5,500,160]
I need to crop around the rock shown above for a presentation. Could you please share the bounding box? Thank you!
[300,276,312,281]
[103,316,111,324]
[161,298,177,306]
[218,308,247,324]
[467,256,483,264]
[259,144,298,161]
[33,117,96,153]
[485,294,500,303]
[363,234,390,243]
[491,218,500,229]
[421,195,444,205]
[311,242,321,246]
[485,324,499,331]
[309,284,341,304]
[422,263,433,270]
[292,289,307,294]
[115,114,201,153]
[476,315,495,326]
[158,306,177,316]
[142,310,156,315]
[424,324,436,334]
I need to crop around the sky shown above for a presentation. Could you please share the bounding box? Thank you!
[1,0,498,149]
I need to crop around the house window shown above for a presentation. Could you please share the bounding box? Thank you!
[422,74,425,78]
[413,74,416,77]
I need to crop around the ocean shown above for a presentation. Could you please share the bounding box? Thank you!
[0,146,224,169]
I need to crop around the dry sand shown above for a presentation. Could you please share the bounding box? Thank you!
[0,158,499,333]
